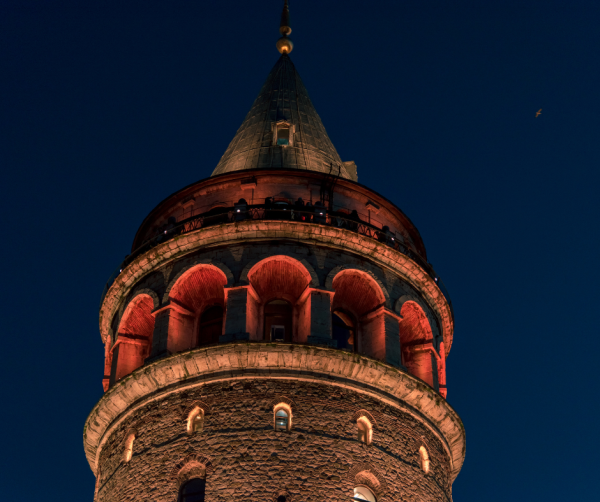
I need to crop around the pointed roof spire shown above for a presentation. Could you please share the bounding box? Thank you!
[277,0,293,54]
[211,55,354,180]
[280,0,291,35]
[210,1,356,181]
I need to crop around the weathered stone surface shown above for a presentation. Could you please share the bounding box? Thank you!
[93,376,454,502]
[99,226,453,354]
[85,344,465,491]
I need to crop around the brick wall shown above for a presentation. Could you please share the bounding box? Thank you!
[95,379,452,502]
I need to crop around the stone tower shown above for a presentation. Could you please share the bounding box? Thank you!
[85,3,465,501]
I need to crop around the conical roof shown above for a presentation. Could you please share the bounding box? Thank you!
[211,54,355,180]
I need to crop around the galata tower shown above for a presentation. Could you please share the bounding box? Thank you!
[84,2,465,501]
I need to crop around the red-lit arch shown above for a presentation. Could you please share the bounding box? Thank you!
[399,301,436,388]
[167,265,228,351]
[247,256,312,304]
[331,269,386,359]
[112,294,155,383]
[169,265,228,314]
[247,256,313,341]
[331,270,385,317]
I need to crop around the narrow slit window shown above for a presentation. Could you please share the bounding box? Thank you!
[187,407,204,435]
[277,127,290,146]
[357,416,373,445]
[123,433,135,463]
[275,409,288,430]
[419,446,430,474]
[273,403,292,431]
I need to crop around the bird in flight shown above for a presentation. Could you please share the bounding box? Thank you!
[536,109,542,117]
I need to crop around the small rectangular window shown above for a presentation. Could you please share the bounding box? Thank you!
[271,325,285,341]
[277,127,290,146]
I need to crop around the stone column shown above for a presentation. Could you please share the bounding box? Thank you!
[108,344,120,387]
[307,290,336,348]
[149,301,195,359]
[222,287,251,342]
[383,310,403,369]
[149,309,170,359]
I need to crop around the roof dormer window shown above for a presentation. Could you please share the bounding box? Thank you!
[273,122,294,147]
[277,126,290,146]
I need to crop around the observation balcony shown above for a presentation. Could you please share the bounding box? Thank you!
[101,202,453,317]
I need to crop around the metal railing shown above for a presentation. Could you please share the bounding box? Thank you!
[100,206,454,318]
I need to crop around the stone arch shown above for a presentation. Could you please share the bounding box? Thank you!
[163,263,229,352]
[395,294,440,342]
[169,454,213,501]
[394,294,423,316]
[399,301,441,389]
[244,256,317,342]
[325,265,390,307]
[240,254,319,288]
[351,409,377,428]
[271,490,293,502]
[170,454,213,484]
[111,293,156,384]
[268,395,295,410]
[347,463,388,499]
[164,260,233,302]
[330,269,388,360]
[125,288,161,313]
[181,400,211,419]
[113,288,160,343]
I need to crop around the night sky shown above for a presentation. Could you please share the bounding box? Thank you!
[1,1,599,500]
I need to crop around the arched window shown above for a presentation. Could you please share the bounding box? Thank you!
[331,270,387,360]
[353,486,376,502]
[198,306,223,346]
[419,446,430,474]
[399,302,436,387]
[273,403,292,431]
[275,409,289,430]
[187,407,204,435]
[123,433,135,463]
[264,300,293,342]
[178,478,206,502]
[357,416,373,445]
[332,311,355,351]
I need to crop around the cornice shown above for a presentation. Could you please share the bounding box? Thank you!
[99,221,454,353]
[83,344,465,481]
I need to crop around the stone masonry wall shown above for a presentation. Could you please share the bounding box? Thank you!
[96,379,452,502]
[114,242,442,349]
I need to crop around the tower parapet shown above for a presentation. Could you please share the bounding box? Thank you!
[86,3,464,501]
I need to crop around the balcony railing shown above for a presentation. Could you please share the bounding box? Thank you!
[100,205,454,319]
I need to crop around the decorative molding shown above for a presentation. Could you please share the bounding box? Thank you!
[269,395,296,410]
[348,462,388,498]
[351,409,377,427]
[182,400,211,419]
[98,222,453,353]
[83,344,465,482]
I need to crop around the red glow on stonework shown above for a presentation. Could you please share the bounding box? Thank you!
[110,295,155,386]
[399,302,447,395]
[169,266,227,314]
[104,257,448,397]
[247,256,312,303]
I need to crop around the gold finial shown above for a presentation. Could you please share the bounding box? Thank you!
[277,0,294,54]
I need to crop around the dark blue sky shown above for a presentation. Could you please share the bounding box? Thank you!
[1,1,598,500]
